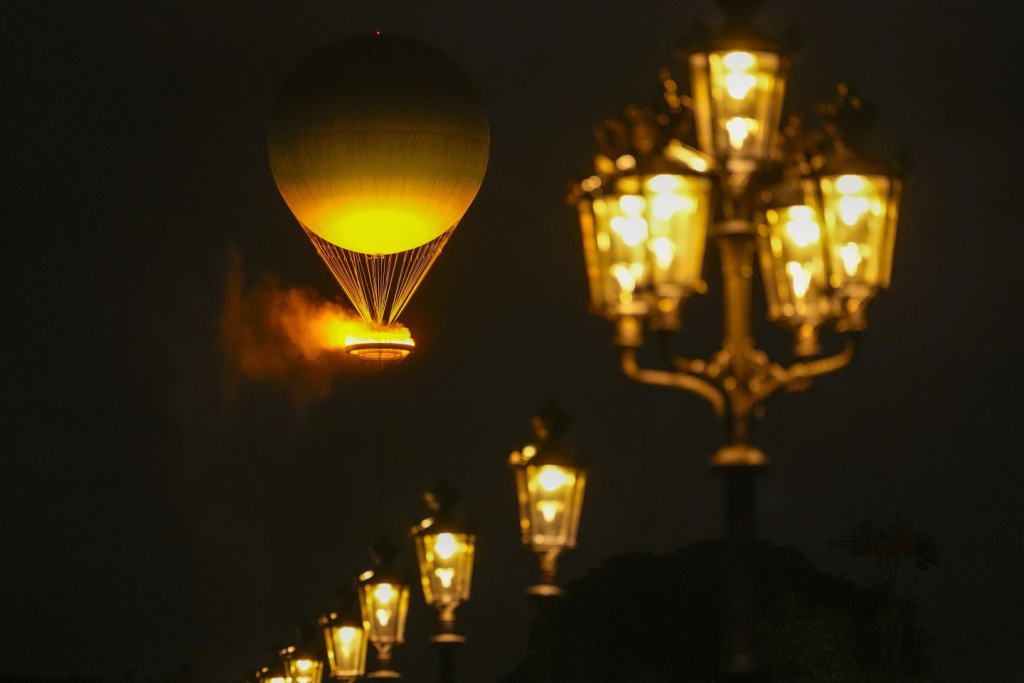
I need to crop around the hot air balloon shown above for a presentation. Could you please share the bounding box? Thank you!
[269,34,490,359]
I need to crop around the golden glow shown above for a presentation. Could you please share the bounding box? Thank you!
[268,38,489,255]
[295,661,312,672]
[271,677,286,683]
[726,117,756,150]
[375,608,391,626]
[538,465,569,491]
[723,51,756,71]
[612,263,637,294]
[339,325,415,351]
[339,626,357,647]
[785,208,820,247]
[815,174,896,293]
[839,242,866,276]
[522,445,537,459]
[787,262,812,297]
[647,174,683,193]
[726,73,756,99]
[650,237,676,269]
[374,583,395,604]
[434,567,455,588]
[610,216,648,246]
[618,194,645,214]
[651,192,695,220]
[839,196,870,225]
[835,174,867,193]
[537,501,564,523]
[434,533,457,560]
[760,205,827,324]
[692,50,783,160]
[615,154,636,171]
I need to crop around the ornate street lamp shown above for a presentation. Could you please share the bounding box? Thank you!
[509,405,586,683]
[568,0,904,676]
[411,481,476,683]
[279,645,324,683]
[320,588,369,683]
[358,538,411,679]
[509,405,587,594]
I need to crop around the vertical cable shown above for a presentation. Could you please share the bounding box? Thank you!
[377,355,384,536]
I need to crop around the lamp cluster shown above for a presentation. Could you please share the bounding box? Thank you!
[570,35,903,357]
[246,416,587,683]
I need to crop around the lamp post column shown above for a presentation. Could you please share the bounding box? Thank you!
[714,220,764,679]
[430,633,463,683]
[527,586,560,683]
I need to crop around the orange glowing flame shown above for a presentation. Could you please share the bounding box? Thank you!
[272,292,414,360]
[220,252,414,400]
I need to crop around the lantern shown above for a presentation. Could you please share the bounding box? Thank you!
[685,0,790,165]
[358,539,410,678]
[689,49,788,164]
[411,482,475,633]
[757,202,833,355]
[279,646,323,683]
[807,172,901,329]
[509,406,587,591]
[577,148,714,335]
[320,599,368,681]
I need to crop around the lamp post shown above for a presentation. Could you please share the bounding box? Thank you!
[358,538,411,679]
[320,587,369,683]
[509,405,587,683]
[569,0,903,677]
[411,481,476,683]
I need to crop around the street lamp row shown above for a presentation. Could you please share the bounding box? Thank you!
[250,411,588,683]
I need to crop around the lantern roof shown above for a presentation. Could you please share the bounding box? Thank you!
[509,403,587,471]
[679,0,798,56]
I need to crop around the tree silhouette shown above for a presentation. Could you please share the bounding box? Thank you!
[503,541,928,683]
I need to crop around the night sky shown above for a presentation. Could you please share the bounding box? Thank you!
[3,0,1023,681]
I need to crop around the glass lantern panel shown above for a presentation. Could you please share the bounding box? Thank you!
[759,205,830,323]
[577,199,606,313]
[642,174,711,299]
[526,464,580,550]
[324,624,367,679]
[417,532,475,606]
[591,179,651,315]
[817,174,894,299]
[360,581,409,644]
[690,50,785,160]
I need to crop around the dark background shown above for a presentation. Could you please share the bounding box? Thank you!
[3,0,1022,680]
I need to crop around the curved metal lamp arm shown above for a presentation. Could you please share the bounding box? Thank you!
[620,348,726,415]
[658,332,718,378]
[783,332,858,386]
[751,333,859,403]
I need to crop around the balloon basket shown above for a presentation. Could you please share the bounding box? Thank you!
[345,340,414,361]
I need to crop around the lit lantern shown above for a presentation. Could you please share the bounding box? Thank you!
[358,539,410,679]
[808,83,903,330]
[577,148,714,336]
[689,49,787,164]
[685,0,790,166]
[508,405,587,591]
[757,202,833,355]
[411,482,475,634]
[807,173,901,329]
[320,596,368,682]
[279,646,323,683]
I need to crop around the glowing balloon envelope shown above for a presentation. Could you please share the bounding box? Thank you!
[269,34,489,328]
